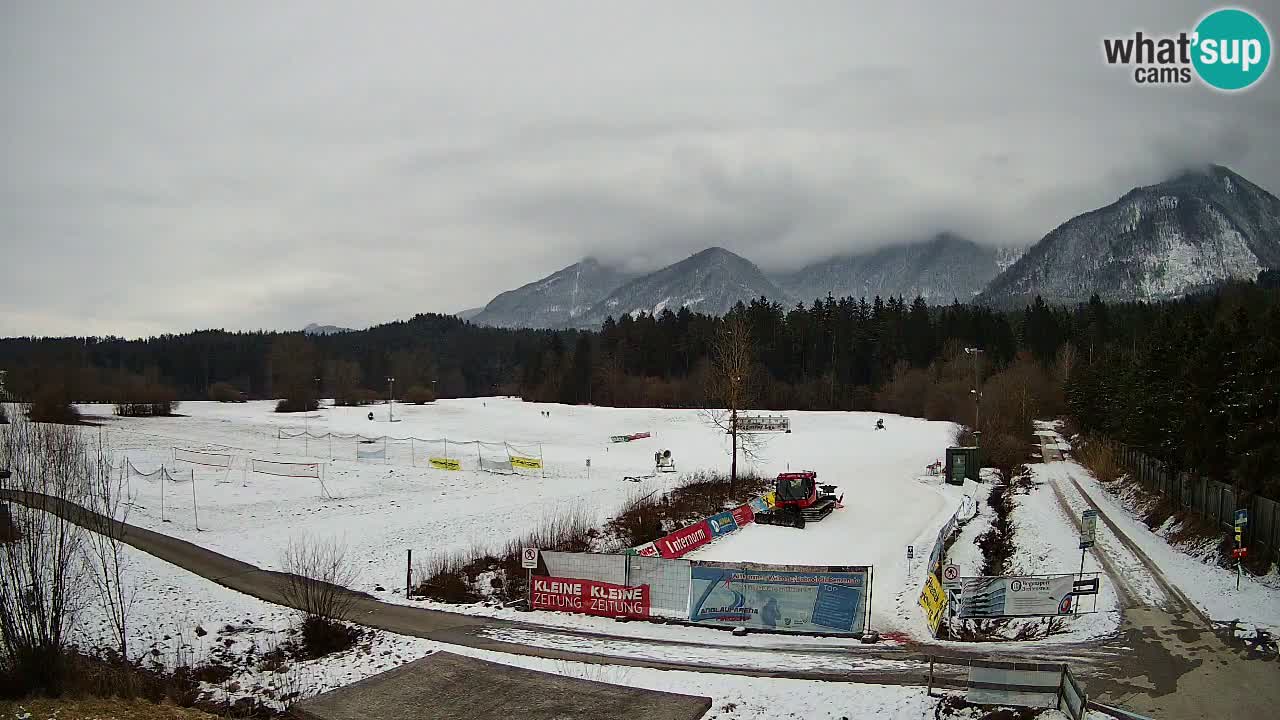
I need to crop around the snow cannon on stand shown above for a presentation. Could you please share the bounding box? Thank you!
[655,449,676,473]
[754,471,843,529]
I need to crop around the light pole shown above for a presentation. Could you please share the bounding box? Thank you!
[387,376,395,422]
[964,347,983,447]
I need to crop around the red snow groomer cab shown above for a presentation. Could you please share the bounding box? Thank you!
[754,471,843,529]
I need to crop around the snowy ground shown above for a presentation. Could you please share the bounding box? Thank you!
[74,543,1106,720]
[1030,423,1280,634]
[84,398,960,637]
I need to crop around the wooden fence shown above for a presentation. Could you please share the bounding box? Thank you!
[1117,444,1279,562]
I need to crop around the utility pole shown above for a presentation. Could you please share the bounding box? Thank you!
[314,377,321,408]
[387,376,396,422]
[964,347,983,447]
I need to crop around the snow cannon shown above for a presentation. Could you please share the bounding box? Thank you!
[655,449,676,473]
[754,471,843,529]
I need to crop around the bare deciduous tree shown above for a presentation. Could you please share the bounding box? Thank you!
[0,409,91,694]
[701,313,764,494]
[279,535,361,623]
[82,430,135,659]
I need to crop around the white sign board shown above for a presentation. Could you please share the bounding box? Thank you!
[1080,509,1098,549]
[958,575,1077,618]
[942,564,961,588]
[521,547,539,569]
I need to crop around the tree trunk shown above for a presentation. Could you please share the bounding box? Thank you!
[730,408,738,495]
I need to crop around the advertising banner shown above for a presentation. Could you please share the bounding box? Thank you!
[918,573,947,635]
[733,415,790,433]
[509,455,543,469]
[429,457,461,471]
[688,562,870,634]
[958,575,1077,618]
[656,520,712,558]
[749,496,769,514]
[530,576,650,619]
[706,511,739,537]
[731,504,755,527]
[628,541,660,557]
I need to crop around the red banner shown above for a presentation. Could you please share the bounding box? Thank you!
[530,576,650,619]
[633,541,660,557]
[656,519,712,558]
[730,504,754,527]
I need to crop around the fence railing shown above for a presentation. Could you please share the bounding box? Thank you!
[1117,444,1279,562]
[925,656,1087,720]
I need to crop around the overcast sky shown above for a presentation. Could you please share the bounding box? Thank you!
[3,1,1278,337]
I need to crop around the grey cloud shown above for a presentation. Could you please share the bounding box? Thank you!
[2,1,1278,337]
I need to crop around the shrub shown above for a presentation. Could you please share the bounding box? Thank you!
[1076,437,1121,484]
[977,478,1019,576]
[403,385,435,404]
[207,382,244,403]
[606,471,767,549]
[414,505,597,603]
[275,398,319,413]
[27,386,80,424]
[279,536,360,622]
[297,616,360,659]
[333,388,379,407]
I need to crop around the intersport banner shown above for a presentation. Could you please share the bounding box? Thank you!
[655,519,712,558]
[689,562,870,634]
[530,576,650,619]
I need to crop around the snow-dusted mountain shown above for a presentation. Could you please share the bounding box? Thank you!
[979,165,1280,306]
[470,257,635,329]
[302,323,353,335]
[455,307,484,321]
[776,233,1021,305]
[572,247,787,328]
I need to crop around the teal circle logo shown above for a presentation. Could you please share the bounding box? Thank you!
[1192,8,1271,90]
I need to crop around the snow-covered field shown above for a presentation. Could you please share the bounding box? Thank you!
[84,398,961,635]
[76,543,1107,720]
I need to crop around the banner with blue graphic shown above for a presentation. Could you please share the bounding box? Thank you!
[688,562,871,634]
[706,511,738,537]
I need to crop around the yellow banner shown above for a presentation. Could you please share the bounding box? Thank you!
[510,455,543,470]
[918,573,947,635]
[763,491,776,508]
[429,457,461,471]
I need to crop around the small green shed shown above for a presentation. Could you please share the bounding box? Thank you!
[945,446,980,485]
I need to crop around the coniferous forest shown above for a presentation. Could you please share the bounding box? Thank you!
[1,280,1277,497]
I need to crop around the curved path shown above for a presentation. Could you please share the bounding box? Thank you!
[1,488,1127,684]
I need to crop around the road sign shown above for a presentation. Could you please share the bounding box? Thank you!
[1233,547,1249,559]
[1080,509,1098,549]
[907,545,914,560]
[521,547,539,569]
[1072,577,1099,596]
[942,564,961,588]
[1234,509,1248,526]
